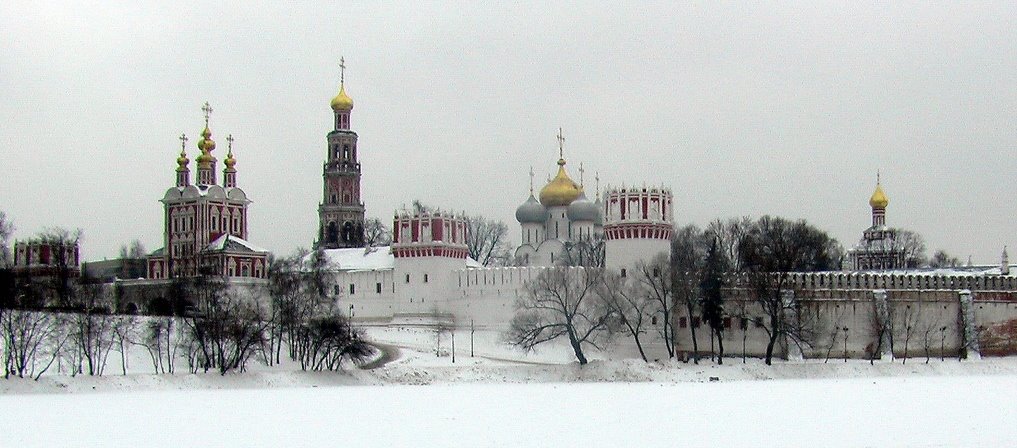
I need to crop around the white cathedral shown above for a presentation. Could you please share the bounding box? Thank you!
[313,66,673,329]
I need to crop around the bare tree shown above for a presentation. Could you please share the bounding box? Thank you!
[0,211,13,269]
[509,267,612,365]
[363,218,392,247]
[111,315,137,375]
[671,225,709,363]
[291,313,373,371]
[68,283,117,376]
[706,216,752,272]
[928,250,960,268]
[560,235,606,267]
[2,308,68,379]
[597,271,653,362]
[738,216,837,364]
[635,253,675,359]
[896,302,923,364]
[465,215,512,266]
[119,239,147,259]
[893,229,927,268]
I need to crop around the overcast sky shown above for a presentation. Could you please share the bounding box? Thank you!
[2,2,1015,264]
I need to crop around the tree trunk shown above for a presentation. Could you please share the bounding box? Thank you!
[716,329,724,365]
[567,329,588,365]
[764,333,778,365]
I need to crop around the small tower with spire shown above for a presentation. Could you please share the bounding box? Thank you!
[176,133,190,187]
[849,172,905,270]
[1002,247,1010,276]
[195,102,217,186]
[869,171,889,227]
[223,134,237,188]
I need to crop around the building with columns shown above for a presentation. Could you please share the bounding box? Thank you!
[146,103,269,280]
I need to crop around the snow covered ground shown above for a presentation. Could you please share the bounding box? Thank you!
[2,326,1017,446]
[3,376,1015,447]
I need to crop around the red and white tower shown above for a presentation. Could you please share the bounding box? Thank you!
[318,57,366,249]
[603,186,674,271]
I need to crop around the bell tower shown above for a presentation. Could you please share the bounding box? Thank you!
[317,57,366,249]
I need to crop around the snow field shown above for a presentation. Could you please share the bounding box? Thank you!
[2,376,1015,447]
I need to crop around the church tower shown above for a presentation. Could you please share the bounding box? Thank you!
[318,57,366,249]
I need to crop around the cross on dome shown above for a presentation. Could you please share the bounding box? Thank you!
[529,166,535,195]
[179,133,188,150]
[339,56,346,86]
[202,102,213,126]
[556,127,565,160]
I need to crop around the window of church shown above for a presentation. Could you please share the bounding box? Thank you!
[334,285,341,296]
[424,274,429,283]
[349,284,355,295]
[621,268,627,278]
[376,282,382,294]
[405,274,410,283]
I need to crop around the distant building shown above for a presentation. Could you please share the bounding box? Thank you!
[13,238,80,279]
[81,258,147,283]
[849,177,906,270]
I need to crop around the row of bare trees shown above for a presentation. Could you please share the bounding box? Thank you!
[510,216,844,366]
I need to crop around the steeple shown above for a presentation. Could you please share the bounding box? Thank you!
[195,102,217,186]
[330,57,354,130]
[176,133,190,187]
[223,134,237,188]
[318,57,366,249]
[869,172,888,227]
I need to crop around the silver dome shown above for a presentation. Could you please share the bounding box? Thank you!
[515,195,548,223]
[567,191,599,222]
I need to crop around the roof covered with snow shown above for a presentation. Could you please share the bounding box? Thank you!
[204,234,269,254]
[317,246,483,272]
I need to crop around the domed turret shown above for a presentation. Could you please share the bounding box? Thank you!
[869,183,889,209]
[330,85,354,111]
[539,159,582,207]
[567,191,598,222]
[196,125,216,166]
[516,195,547,223]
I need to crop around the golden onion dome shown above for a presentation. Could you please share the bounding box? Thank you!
[869,183,889,209]
[330,84,354,111]
[224,150,236,170]
[176,150,189,172]
[539,159,583,207]
[196,126,216,153]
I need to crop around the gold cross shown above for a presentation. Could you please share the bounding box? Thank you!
[595,171,600,195]
[579,162,585,187]
[201,102,213,126]
[528,166,534,195]
[340,56,346,85]
[179,133,188,151]
[226,134,234,153]
[556,127,565,159]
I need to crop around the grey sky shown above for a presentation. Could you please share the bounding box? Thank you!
[2,2,1014,264]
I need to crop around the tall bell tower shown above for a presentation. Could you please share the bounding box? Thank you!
[317,57,366,249]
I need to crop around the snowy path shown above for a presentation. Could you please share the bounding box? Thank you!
[3,376,1015,447]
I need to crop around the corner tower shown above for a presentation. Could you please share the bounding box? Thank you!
[318,57,365,249]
